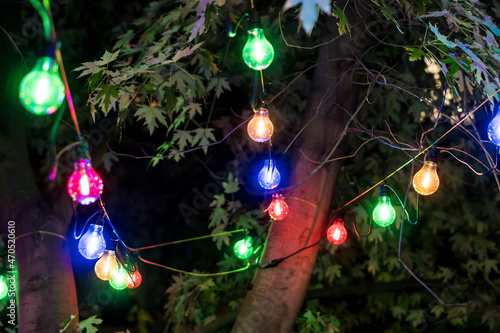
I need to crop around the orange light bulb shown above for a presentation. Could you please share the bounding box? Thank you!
[247,108,274,142]
[94,250,119,281]
[413,149,440,195]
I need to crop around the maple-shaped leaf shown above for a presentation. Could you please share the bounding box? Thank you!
[186,102,202,119]
[404,47,426,62]
[173,130,193,150]
[96,84,119,115]
[283,0,331,34]
[191,128,216,153]
[79,315,103,333]
[332,4,350,35]
[135,105,168,135]
[171,43,204,63]
[429,23,456,48]
[222,173,239,194]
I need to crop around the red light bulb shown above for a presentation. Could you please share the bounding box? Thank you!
[127,269,142,289]
[67,158,103,205]
[268,194,289,220]
[327,219,347,245]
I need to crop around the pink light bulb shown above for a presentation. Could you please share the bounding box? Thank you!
[67,158,103,205]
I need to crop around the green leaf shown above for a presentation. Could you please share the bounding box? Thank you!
[78,315,103,333]
[332,4,350,35]
[405,47,426,62]
[192,128,216,153]
[135,105,168,135]
[222,173,239,194]
[187,102,202,119]
[96,84,119,115]
[173,131,193,150]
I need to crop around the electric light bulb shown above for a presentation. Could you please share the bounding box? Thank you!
[0,276,8,299]
[247,108,274,142]
[67,158,103,205]
[487,110,500,146]
[78,224,106,260]
[95,250,119,281]
[19,57,65,115]
[268,194,289,220]
[327,219,348,245]
[242,28,274,70]
[109,264,129,290]
[258,159,280,190]
[127,269,142,289]
[372,186,396,227]
[233,236,253,260]
[412,149,440,195]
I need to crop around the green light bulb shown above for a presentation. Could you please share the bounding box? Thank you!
[242,28,274,70]
[233,236,254,260]
[19,57,65,115]
[373,195,396,227]
[109,265,129,290]
[0,276,8,299]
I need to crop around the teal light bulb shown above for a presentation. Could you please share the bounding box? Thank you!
[242,28,275,70]
[233,236,253,260]
[373,196,396,227]
[109,265,129,290]
[19,57,65,115]
[0,276,8,299]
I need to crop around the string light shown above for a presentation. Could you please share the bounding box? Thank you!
[233,236,253,260]
[19,57,65,115]
[247,108,274,142]
[487,106,500,146]
[0,276,8,299]
[327,219,348,245]
[372,184,396,227]
[242,28,274,70]
[109,264,129,290]
[127,269,142,289]
[78,223,106,260]
[268,194,289,220]
[258,159,280,189]
[413,148,440,195]
[95,250,119,281]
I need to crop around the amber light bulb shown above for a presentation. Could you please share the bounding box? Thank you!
[247,108,274,143]
[413,148,440,196]
[95,250,119,281]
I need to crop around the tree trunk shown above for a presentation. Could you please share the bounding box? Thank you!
[1,36,79,332]
[232,11,363,333]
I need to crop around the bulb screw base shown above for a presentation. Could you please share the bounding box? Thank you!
[424,147,439,163]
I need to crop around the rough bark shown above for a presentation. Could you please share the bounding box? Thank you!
[231,11,363,333]
[1,29,79,332]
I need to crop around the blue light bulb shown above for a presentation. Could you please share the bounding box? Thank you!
[258,159,281,190]
[487,111,500,146]
[78,224,106,260]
